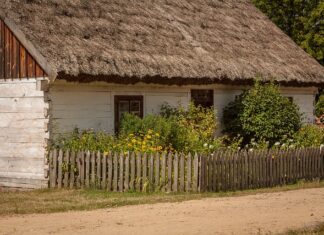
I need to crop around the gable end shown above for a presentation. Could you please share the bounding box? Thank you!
[0,19,47,80]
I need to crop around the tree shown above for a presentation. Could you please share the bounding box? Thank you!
[223,81,302,145]
[315,92,324,117]
[252,0,323,65]
[301,2,324,64]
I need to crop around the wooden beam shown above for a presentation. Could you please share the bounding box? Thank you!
[35,63,44,78]
[5,26,11,79]
[27,52,35,78]
[11,34,19,78]
[19,45,27,78]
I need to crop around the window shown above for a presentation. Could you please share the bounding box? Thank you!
[191,89,214,108]
[114,96,143,133]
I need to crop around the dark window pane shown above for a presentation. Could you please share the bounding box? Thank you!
[130,100,141,116]
[118,100,130,121]
[191,90,214,108]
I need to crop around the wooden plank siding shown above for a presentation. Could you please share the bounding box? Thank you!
[0,19,46,79]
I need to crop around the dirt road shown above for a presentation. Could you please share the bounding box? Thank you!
[1,188,324,235]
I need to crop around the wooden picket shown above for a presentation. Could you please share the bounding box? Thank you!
[49,148,324,192]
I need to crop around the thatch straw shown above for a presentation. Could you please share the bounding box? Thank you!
[1,0,323,85]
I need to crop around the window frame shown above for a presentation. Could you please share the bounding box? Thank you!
[114,95,144,133]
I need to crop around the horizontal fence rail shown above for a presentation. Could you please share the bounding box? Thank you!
[49,148,324,192]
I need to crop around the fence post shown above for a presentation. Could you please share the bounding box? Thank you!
[119,152,124,192]
[129,152,135,191]
[161,153,166,192]
[124,152,129,192]
[136,152,142,191]
[97,151,102,188]
[186,153,192,192]
[193,153,199,192]
[180,154,185,192]
[107,152,113,191]
[155,153,160,190]
[173,153,179,192]
[90,151,95,187]
[102,152,107,190]
[167,152,173,192]
[149,153,154,190]
[58,149,63,189]
[63,150,70,188]
[113,152,118,192]
[85,151,90,188]
[199,154,205,192]
[69,151,75,189]
[49,149,56,188]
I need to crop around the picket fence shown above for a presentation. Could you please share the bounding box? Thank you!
[49,148,324,192]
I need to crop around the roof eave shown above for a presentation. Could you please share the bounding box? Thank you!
[57,72,324,88]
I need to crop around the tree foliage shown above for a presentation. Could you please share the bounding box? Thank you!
[252,0,324,65]
[315,93,324,117]
[223,81,302,145]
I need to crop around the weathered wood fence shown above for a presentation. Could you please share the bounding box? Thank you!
[49,148,324,192]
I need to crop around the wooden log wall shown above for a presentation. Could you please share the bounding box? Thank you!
[49,148,324,192]
[0,19,46,79]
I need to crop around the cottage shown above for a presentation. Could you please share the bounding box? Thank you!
[0,0,323,188]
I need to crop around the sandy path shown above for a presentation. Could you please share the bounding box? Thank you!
[1,188,324,235]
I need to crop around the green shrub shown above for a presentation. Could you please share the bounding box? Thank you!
[223,81,302,146]
[119,102,220,152]
[52,128,166,153]
[160,102,219,152]
[52,128,115,152]
[119,113,173,148]
[315,94,324,117]
[292,125,324,148]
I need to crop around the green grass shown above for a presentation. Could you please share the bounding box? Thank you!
[280,223,324,235]
[0,180,323,216]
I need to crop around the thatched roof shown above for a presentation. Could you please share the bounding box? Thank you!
[1,0,323,85]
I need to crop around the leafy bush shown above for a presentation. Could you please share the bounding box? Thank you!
[117,130,165,153]
[119,102,220,153]
[119,113,173,148]
[52,128,115,152]
[223,81,302,146]
[161,102,219,152]
[292,125,324,148]
[52,128,166,153]
[315,93,324,117]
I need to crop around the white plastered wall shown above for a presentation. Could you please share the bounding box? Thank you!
[49,81,317,136]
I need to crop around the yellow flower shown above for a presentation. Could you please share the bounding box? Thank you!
[155,133,160,137]
[148,129,153,134]
[131,139,136,144]
[146,135,152,139]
